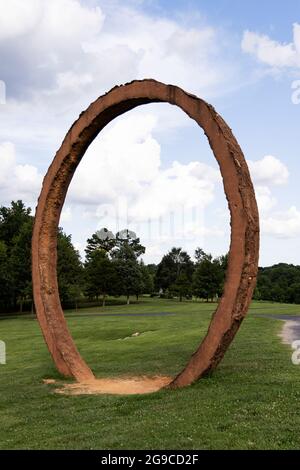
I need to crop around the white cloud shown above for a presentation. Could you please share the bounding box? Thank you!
[0,142,42,204]
[262,206,300,238]
[255,186,277,213]
[0,0,105,104]
[0,0,104,42]
[39,0,104,41]
[248,155,289,186]
[0,110,222,264]
[0,0,242,178]
[0,1,236,108]
[0,0,248,224]
[0,0,42,41]
[241,23,300,69]
[246,155,288,215]
[246,155,300,239]
[55,72,94,93]
[130,161,217,221]
[246,156,300,240]
[60,207,72,223]
[68,113,219,222]
[2,1,298,263]
[61,112,223,262]
[69,113,161,206]
[81,10,234,99]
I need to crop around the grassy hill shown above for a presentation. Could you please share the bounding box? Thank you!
[0,298,300,449]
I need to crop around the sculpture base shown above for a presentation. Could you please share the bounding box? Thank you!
[46,375,172,396]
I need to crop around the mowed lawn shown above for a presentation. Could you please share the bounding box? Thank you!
[1,298,300,450]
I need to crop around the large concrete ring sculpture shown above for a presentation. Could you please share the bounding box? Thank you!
[32,79,259,388]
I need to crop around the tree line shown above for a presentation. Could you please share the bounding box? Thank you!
[254,264,300,304]
[1,200,300,314]
[0,201,83,313]
[0,201,153,313]
[154,247,227,301]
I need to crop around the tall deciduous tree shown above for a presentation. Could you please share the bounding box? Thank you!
[115,229,145,259]
[139,260,154,296]
[0,200,31,254]
[57,229,83,307]
[86,228,145,259]
[0,201,33,311]
[85,228,146,305]
[85,228,116,258]
[113,244,143,304]
[10,219,33,312]
[192,250,223,302]
[155,247,194,296]
[84,249,118,306]
[170,272,192,302]
[0,241,13,311]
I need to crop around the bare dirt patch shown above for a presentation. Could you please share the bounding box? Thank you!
[43,378,56,384]
[51,376,172,396]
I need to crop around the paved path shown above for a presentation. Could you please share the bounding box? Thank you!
[66,311,176,318]
[255,313,300,345]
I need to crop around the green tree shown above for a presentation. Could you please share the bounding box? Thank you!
[113,244,143,304]
[287,283,300,304]
[0,201,33,312]
[212,254,228,297]
[170,272,191,301]
[254,264,300,304]
[85,228,145,259]
[0,241,13,310]
[57,229,83,307]
[115,229,145,258]
[84,249,118,306]
[85,228,116,258]
[0,201,101,313]
[10,219,33,312]
[192,256,223,302]
[195,247,212,263]
[155,247,194,294]
[0,200,31,253]
[139,260,154,296]
[85,228,146,305]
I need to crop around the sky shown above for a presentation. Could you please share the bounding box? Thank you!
[1,0,300,266]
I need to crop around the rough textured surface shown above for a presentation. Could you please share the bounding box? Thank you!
[32,79,260,387]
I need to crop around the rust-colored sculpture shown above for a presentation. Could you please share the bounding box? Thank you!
[32,79,259,388]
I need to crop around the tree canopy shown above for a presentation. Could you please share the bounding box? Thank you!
[0,201,83,312]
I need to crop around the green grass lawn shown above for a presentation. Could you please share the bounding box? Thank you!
[0,298,300,450]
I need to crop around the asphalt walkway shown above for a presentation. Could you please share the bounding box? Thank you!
[255,313,300,344]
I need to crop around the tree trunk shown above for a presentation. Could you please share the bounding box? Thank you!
[102,294,106,307]
[127,295,130,305]
[20,298,23,314]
